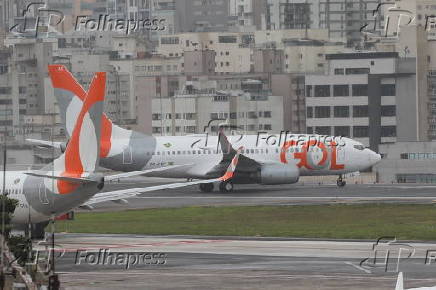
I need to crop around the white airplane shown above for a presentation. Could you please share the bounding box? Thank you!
[7,69,242,232]
[28,65,382,193]
[396,272,436,290]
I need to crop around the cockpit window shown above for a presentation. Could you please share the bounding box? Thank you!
[354,145,365,151]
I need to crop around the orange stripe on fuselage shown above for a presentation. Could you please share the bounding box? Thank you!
[48,65,112,158]
[57,72,105,194]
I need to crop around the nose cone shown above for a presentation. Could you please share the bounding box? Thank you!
[369,151,382,165]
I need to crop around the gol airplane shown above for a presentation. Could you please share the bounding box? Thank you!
[28,65,381,193]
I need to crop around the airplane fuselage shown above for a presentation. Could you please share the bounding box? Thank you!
[100,131,381,181]
[1,171,102,224]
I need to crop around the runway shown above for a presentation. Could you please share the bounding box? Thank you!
[88,178,436,211]
[48,233,436,290]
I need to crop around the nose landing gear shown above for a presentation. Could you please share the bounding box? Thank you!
[337,175,346,187]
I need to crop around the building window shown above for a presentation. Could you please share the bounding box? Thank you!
[334,68,345,75]
[152,127,162,134]
[185,126,196,133]
[307,127,313,134]
[381,84,396,96]
[315,126,331,135]
[307,107,313,118]
[218,36,237,43]
[353,126,369,137]
[333,85,349,97]
[381,126,396,137]
[352,84,368,96]
[381,105,396,117]
[334,106,350,118]
[306,85,313,97]
[161,37,179,44]
[397,174,436,184]
[264,111,272,118]
[264,124,272,130]
[248,111,257,119]
[314,85,330,97]
[152,113,161,120]
[353,105,369,117]
[346,68,370,75]
[315,106,331,118]
[334,126,350,137]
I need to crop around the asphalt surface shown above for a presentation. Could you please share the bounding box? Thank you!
[45,234,436,290]
[88,178,436,211]
[46,180,436,289]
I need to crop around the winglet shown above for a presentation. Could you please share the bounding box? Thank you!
[395,272,404,290]
[218,127,236,157]
[219,146,243,181]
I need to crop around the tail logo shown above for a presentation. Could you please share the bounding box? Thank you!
[49,72,105,194]
[48,65,112,158]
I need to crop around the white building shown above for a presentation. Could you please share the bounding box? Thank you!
[306,52,402,151]
[151,80,284,136]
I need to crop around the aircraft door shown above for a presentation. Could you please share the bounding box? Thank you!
[38,182,49,205]
[336,145,346,164]
[123,146,133,164]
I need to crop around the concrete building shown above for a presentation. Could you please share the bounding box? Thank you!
[229,0,266,32]
[265,0,319,31]
[135,70,305,136]
[253,48,284,73]
[319,0,382,47]
[0,37,58,141]
[305,52,414,152]
[175,0,230,33]
[376,141,436,183]
[264,0,382,47]
[283,39,346,73]
[157,32,252,74]
[151,79,284,136]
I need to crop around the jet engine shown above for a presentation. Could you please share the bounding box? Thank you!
[257,163,300,185]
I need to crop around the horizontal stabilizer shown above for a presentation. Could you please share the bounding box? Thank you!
[26,138,64,149]
[25,172,93,183]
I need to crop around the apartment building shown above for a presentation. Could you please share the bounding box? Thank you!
[175,0,230,33]
[151,79,284,136]
[305,52,412,152]
[264,0,382,47]
[229,0,266,32]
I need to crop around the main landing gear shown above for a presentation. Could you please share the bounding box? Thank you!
[199,183,214,193]
[219,181,233,193]
[337,175,346,187]
[199,182,234,193]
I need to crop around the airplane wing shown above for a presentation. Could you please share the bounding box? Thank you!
[81,147,243,208]
[205,129,261,178]
[104,165,192,181]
